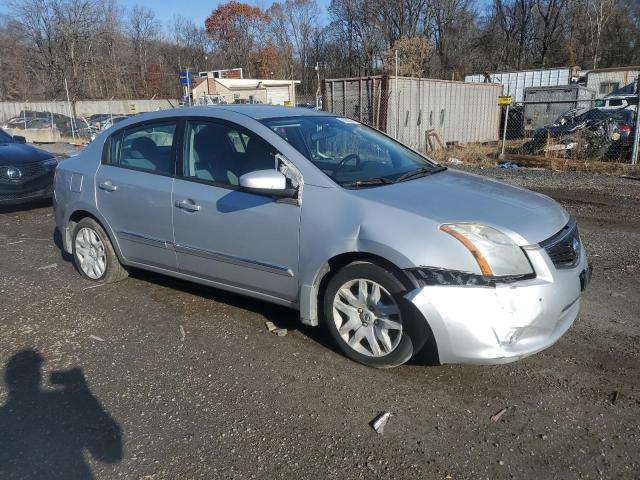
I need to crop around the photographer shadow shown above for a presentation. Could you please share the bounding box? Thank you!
[0,350,122,480]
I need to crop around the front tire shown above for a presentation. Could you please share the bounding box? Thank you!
[72,217,128,283]
[323,261,423,368]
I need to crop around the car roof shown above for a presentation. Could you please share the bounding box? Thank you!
[192,104,332,119]
[105,105,335,133]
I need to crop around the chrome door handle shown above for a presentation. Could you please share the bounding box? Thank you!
[175,200,201,212]
[98,181,118,192]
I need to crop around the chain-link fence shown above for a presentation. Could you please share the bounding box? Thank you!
[501,99,638,164]
[320,73,640,167]
[3,70,638,167]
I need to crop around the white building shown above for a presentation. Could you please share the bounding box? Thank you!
[191,73,300,106]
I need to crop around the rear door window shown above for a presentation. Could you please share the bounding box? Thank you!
[108,122,177,175]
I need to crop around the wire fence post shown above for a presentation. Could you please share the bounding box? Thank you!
[500,103,510,159]
[631,75,640,165]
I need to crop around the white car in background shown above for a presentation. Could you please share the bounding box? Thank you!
[594,95,637,111]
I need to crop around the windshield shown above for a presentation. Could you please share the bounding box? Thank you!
[0,129,13,143]
[261,116,440,185]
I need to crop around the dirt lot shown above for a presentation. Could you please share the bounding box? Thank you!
[0,167,639,479]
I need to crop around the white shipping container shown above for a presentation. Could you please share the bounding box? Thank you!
[465,68,571,103]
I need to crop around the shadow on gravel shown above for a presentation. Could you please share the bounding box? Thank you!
[52,227,74,263]
[0,350,123,480]
[130,269,344,356]
[0,198,52,215]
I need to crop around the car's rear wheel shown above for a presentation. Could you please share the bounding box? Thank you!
[72,217,128,283]
[323,261,422,368]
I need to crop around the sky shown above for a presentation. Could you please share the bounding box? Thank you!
[117,0,332,26]
[0,0,332,26]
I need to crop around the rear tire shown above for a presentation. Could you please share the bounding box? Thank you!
[323,260,425,368]
[72,217,128,283]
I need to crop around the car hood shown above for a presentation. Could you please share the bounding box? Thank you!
[0,142,53,166]
[351,169,569,245]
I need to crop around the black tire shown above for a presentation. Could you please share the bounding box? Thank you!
[323,260,427,368]
[72,217,128,283]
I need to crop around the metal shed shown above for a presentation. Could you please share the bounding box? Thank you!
[584,67,640,98]
[322,76,502,151]
[523,85,595,131]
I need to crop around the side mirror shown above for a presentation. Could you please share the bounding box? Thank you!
[239,169,297,198]
[13,135,26,144]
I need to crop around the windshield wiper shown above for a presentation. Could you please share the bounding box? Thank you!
[340,177,394,188]
[394,165,447,183]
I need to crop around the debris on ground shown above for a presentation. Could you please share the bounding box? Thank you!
[370,411,391,434]
[498,161,519,169]
[611,391,619,405]
[265,322,287,336]
[491,407,508,423]
[448,158,463,165]
[37,263,58,270]
[89,335,105,342]
[180,325,186,342]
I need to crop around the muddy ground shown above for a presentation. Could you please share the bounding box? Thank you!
[0,167,638,479]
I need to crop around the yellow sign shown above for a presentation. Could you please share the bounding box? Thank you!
[129,104,137,112]
[498,96,512,106]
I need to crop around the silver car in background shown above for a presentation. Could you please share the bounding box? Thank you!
[53,106,591,368]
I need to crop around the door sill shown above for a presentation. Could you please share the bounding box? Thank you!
[125,260,298,309]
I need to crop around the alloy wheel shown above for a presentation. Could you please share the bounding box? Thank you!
[74,227,107,280]
[332,279,403,357]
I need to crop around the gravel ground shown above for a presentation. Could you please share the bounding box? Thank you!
[0,166,639,479]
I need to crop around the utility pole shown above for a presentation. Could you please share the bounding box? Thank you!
[186,67,191,107]
[395,49,399,139]
[315,62,321,110]
[64,78,76,140]
[632,75,640,165]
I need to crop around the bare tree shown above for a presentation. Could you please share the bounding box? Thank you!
[126,5,160,95]
[583,0,617,68]
[535,0,568,67]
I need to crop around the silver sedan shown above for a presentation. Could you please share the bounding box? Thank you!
[53,106,591,368]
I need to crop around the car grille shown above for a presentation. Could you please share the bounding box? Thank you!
[539,217,581,269]
[0,161,50,180]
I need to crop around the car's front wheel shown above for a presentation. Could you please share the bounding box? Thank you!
[323,261,423,368]
[72,217,128,283]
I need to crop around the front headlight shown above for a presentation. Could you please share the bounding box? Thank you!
[440,223,534,277]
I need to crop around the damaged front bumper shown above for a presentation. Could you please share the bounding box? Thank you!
[405,243,591,365]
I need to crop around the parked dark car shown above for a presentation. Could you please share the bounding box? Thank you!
[519,107,636,161]
[0,129,59,205]
[608,108,636,159]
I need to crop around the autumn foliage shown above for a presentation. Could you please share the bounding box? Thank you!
[205,2,279,77]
